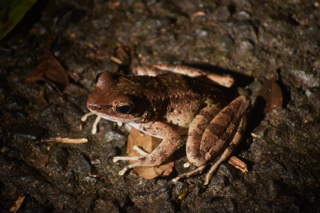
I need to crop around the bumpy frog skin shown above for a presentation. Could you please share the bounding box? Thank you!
[86,64,251,184]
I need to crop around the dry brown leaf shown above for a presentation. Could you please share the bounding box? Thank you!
[46,137,88,144]
[110,56,123,64]
[39,89,48,104]
[40,154,50,167]
[127,128,174,179]
[108,2,121,10]
[190,10,207,18]
[176,184,195,203]
[24,38,69,95]
[258,69,283,114]
[116,43,130,65]
[228,156,248,173]
[9,195,25,212]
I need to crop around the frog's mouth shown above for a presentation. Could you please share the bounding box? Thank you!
[87,104,112,114]
[88,104,143,123]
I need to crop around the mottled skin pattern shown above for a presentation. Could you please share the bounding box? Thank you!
[88,72,225,126]
[87,65,251,184]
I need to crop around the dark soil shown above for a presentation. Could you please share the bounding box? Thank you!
[1,0,320,212]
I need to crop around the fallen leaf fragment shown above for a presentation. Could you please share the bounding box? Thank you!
[39,89,48,104]
[115,43,130,65]
[0,114,10,123]
[108,2,121,10]
[24,38,69,95]
[190,10,207,18]
[257,69,283,114]
[251,132,261,138]
[176,184,195,203]
[127,128,174,179]
[46,137,88,144]
[228,156,248,173]
[9,195,25,212]
[40,154,50,167]
[110,56,123,64]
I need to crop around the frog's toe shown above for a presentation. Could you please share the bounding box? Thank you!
[113,156,141,162]
[204,163,220,185]
[114,156,146,175]
[172,165,206,182]
[118,162,142,175]
[119,166,130,175]
[172,176,181,182]
[91,115,102,134]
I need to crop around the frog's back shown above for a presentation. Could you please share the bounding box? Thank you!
[125,74,225,127]
[164,74,224,98]
[128,74,224,102]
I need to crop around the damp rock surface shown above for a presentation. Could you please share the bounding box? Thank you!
[1,0,320,212]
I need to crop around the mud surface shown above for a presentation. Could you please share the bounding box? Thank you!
[1,0,320,212]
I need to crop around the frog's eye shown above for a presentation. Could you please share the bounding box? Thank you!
[115,101,133,114]
[94,73,103,84]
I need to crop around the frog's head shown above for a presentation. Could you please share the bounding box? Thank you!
[87,72,148,123]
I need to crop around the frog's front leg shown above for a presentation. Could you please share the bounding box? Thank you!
[175,96,251,184]
[113,122,182,175]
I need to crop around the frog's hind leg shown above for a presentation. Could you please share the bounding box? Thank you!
[180,96,250,184]
[203,96,250,184]
[203,108,249,185]
[172,103,222,182]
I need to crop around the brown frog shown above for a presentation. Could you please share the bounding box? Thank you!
[84,64,251,184]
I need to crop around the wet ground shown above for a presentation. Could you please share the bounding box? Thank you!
[1,0,320,212]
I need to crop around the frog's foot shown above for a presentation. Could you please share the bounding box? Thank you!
[172,165,206,182]
[81,112,95,122]
[113,144,160,175]
[113,145,150,175]
[204,154,228,185]
[114,122,182,176]
[172,155,228,184]
[203,117,248,185]
[81,112,101,134]
[173,155,248,184]
[185,96,251,185]
[113,155,146,175]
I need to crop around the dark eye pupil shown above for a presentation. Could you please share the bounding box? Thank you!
[118,105,131,114]
[94,73,103,84]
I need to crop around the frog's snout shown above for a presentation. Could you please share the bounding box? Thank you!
[86,91,98,109]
